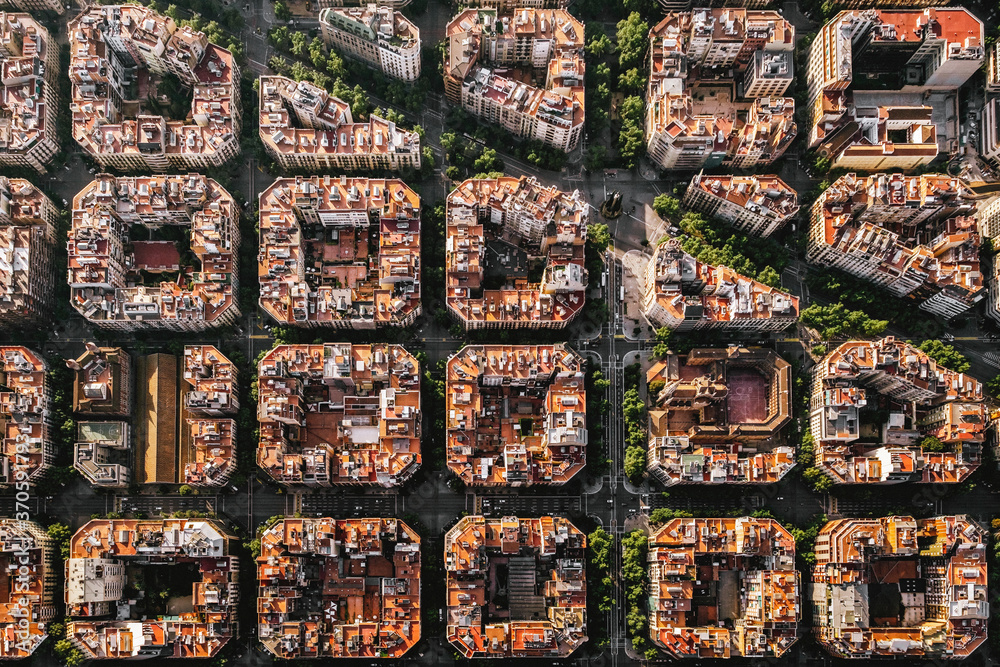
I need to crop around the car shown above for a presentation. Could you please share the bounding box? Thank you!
[607,499,614,504]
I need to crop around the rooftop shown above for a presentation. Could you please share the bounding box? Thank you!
[258,176,420,327]
[0,520,55,659]
[646,346,793,485]
[69,5,238,163]
[257,343,420,487]
[649,517,799,659]
[646,239,799,327]
[68,343,129,415]
[812,337,987,484]
[445,515,586,658]
[446,177,588,327]
[258,76,419,161]
[812,515,987,659]
[257,517,420,659]
[67,174,238,328]
[0,13,56,157]
[66,518,237,659]
[446,344,586,485]
[0,346,50,485]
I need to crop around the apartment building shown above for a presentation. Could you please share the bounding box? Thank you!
[74,421,130,488]
[183,345,237,417]
[646,346,793,485]
[988,41,1000,93]
[444,8,585,152]
[0,346,53,488]
[182,345,237,488]
[649,517,799,659]
[0,178,58,328]
[257,517,421,658]
[446,516,586,658]
[65,519,239,659]
[447,344,586,486]
[68,174,240,332]
[642,239,799,332]
[446,176,587,330]
[745,51,794,98]
[1,0,84,13]
[259,75,420,171]
[658,0,777,9]
[68,343,131,416]
[257,343,420,487]
[313,0,414,7]
[810,337,988,484]
[726,98,797,169]
[683,171,799,238]
[807,173,983,319]
[319,5,420,81]
[812,515,987,659]
[645,10,796,171]
[259,176,420,328]
[807,8,983,170]
[0,13,58,173]
[0,519,58,659]
[982,97,1000,168]
[67,343,132,488]
[69,5,241,172]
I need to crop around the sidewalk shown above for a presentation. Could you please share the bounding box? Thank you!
[621,250,651,341]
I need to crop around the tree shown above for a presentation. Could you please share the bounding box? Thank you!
[445,165,460,180]
[652,194,680,219]
[757,265,781,289]
[648,379,665,397]
[987,375,1000,398]
[178,484,198,496]
[802,466,833,493]
[624,445,646,481]
[473,148,503,174]
[618,67,646,95]
[616,13,649,70]
[915,339,970,373]
[585,144,607,171]
[618,95,645,168]
[586,32,613,59]
[587,223,611,253]
[273,0,292,21]
[920,436,945,452]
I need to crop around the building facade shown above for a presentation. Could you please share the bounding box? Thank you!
[259,75,420,171]
[642,239,799,332]
[683,171,799,238]
[318,5,420,81]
